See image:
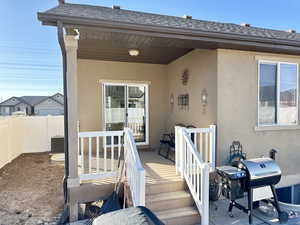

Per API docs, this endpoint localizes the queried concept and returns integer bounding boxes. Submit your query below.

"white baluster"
[209,125,216,170]
[205,132,208,163]
[104,136,107,172]
[80,137,84,172]
[111,136,114,170]
[118,135,121,160]
[96,136,99,173]
[88,137,92,173]
[200,132,203,160]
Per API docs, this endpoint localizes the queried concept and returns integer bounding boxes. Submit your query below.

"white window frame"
[258,60,299,127]
[102,81,150,146]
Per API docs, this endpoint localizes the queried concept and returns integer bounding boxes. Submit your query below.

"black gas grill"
[239,158,281,187]
[217,158,288,224]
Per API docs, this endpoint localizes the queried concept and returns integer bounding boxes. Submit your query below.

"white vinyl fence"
[0,116,64,169]
[175,125,216,225]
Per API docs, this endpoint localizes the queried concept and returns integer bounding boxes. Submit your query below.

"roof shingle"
[42,3,300,43]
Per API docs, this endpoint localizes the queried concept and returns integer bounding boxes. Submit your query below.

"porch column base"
[68,199,79,222]
[68,177,80,222]
[67,177,80,188]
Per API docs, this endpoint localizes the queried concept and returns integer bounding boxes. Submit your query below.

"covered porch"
[58,21,218,224]
[56,14,218,225]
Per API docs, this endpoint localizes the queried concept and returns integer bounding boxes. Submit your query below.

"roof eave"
[37,12,300,55]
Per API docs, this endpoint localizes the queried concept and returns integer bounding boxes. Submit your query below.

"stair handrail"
[175,126,210,225]
[124,128,145,207]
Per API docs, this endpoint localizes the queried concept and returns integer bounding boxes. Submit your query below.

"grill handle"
[269,149,277,160]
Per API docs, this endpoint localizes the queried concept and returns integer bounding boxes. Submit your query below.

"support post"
[139,169,146,206]
[64,30,80,222]
[201,163,210,225]
[180,127,185,178]
[175,126,179,175]
[209,125,216,170]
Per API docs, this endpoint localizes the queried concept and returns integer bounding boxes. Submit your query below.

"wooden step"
[146,191,193,211]
[146,180,185,195]
[154,206,200,225]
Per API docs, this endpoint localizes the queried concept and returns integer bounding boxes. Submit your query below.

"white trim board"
[98,79,151,85]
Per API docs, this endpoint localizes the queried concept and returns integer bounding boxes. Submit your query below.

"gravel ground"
[0,153,65,225]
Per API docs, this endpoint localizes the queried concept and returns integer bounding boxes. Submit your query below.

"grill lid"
[239,158,281,187]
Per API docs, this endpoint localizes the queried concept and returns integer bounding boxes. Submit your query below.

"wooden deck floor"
[80,150,181,185]
[140,151,181,184]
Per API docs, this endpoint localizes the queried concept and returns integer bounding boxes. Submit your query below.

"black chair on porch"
[158,124,196,162]
[158,123,185,162]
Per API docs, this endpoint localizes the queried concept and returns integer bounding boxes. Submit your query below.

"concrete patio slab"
[210,198,300,225]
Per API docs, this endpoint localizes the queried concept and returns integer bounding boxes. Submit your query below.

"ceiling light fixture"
[128,49,140,56]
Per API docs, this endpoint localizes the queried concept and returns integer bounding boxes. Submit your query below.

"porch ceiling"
[77,27,300,64]
[78,29,198,64]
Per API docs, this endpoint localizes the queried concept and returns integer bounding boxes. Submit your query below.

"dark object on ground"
[56,206,69,225]
[51,136,64,153]
[92,206,165,225]
[228,141,246,166]
[86,150,126,225]
[100,192,122,214]
[84,203,102,219]
[209,171,220,201]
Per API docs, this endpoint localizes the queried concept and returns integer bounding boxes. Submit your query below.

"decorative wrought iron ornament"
[181,69,189,86]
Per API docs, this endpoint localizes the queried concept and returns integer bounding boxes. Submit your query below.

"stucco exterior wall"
[217,49,300,175]
[77,59,168,148]
[166,49,218,131]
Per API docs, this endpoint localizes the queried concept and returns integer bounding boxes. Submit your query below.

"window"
[258,61,298,126]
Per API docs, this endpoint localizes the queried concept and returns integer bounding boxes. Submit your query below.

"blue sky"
[0,0,300,101]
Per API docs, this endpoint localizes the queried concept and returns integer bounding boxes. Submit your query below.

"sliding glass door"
[103,83,149,145]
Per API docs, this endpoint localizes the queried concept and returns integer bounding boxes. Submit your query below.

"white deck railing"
[185,125,216,170]
[78,130,124,181]
[78,128,145,207]
[175,125,216,225]
[124,128,145,207]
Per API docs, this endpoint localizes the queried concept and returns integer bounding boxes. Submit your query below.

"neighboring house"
[38,2,300,223]
[0,93,64,116]
[34,95,64,115]
[0,97,32,116]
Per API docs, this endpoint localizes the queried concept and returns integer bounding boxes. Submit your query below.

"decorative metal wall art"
[181,69,189,86]
[178,94,189,110]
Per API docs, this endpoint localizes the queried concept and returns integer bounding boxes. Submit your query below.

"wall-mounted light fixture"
[170,93,174,105]
[170,93,174,112]
[128,49,140,57]
[201,89,208,113]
